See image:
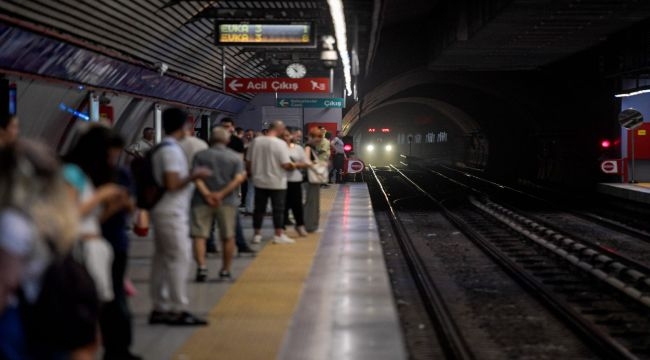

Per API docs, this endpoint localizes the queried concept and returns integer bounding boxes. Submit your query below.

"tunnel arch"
[345,69,548,178]
[347,96,481,135]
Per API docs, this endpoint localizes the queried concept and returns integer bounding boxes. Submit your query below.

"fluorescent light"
[59,102,90,121]
[615,86,650,98]
[327,0,352,96]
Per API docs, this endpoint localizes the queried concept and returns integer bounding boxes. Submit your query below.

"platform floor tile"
[278,184,407,360]
[174,186,339,360]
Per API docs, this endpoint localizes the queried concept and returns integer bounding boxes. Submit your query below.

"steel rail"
[436,164,650,241]
[368,166,475,360]
[387,165,640,360]
[427,165,650,301]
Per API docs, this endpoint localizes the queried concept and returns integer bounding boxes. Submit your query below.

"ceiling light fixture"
[615,86,650,98]
[327,0,352,96]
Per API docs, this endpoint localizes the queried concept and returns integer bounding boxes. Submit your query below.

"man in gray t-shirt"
[190,127,246,281]
[245,120,296,244]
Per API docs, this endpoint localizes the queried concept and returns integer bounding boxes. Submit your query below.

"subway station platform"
[597,182,650,204]
[127,184,406,360]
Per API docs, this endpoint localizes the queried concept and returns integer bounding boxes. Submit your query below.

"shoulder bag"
[307,146,329,184]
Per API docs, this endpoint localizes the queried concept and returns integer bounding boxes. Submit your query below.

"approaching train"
[354,127,398,166]
[347,124,481,168]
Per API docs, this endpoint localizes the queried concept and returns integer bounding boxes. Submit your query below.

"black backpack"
[20,244,99,355]
[131,142,170,210]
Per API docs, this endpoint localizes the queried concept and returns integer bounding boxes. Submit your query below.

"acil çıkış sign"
[225,78,330,93]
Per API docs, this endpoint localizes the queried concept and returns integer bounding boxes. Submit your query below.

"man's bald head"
[267,120,286,135]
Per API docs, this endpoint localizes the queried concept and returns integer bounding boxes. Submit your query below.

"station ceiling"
[0,0,374,97]
[426,0,650,71]
[2,0,650,108]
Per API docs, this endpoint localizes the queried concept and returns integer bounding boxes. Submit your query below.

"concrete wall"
[621,91,650,158]
[10,77,222,156]
[621,92,650,181]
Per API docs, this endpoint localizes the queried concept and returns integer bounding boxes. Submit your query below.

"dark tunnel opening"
[346,57,619,189]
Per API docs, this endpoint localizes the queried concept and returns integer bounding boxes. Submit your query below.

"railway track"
[369,166,474,360]
[435,164,650,241]
[370,165,650,359]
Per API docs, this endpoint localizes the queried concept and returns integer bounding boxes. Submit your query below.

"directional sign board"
[277,98,344,108]
[216,23,315,47]
[226,78,329,93]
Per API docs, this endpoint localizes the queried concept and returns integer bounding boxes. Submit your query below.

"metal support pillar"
[154,103,162,144]
[630,128,637,183]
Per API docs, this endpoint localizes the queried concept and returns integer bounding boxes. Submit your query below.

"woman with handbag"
[303,128,329,233]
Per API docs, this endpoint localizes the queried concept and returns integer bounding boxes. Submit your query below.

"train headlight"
[385,144,392,152]
[366,144,375,152]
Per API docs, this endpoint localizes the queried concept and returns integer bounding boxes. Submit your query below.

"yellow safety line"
[175,186,339,360]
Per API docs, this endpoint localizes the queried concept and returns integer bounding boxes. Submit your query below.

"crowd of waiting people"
[0,108,345,360]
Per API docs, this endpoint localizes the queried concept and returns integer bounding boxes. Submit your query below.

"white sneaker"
[296,226,308,237]
[272,234,295,244]
[252,234,262,244]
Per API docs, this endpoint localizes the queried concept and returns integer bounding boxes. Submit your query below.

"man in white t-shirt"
[179,127,208,164]
[148,108,210,326]
[245,120,296,244]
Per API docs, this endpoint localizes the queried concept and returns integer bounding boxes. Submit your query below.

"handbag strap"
[308,145,319,163]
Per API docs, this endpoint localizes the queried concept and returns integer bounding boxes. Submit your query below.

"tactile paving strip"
[175,186,339,360]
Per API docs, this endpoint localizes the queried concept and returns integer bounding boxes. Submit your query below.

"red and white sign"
[225,77,330,93]
[99,105,114,125]
[600,160,619,174]
[347,160,365,173]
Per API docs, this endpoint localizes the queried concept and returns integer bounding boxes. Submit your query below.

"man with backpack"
[147,108,210,326]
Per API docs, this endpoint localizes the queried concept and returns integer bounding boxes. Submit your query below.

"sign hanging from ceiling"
[277,98,344,108]
[215,22,315,47]
[226,78,330,93]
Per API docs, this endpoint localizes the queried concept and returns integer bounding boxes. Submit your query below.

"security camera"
[322,35,336,50]
[321,35,337,68]
[154,62,169,76]
[321,50,338,68]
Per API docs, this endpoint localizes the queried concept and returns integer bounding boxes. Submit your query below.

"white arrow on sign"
[228,79,243,92]
[278,99,289,107]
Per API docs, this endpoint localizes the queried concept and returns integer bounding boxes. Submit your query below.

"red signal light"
[381,128,390,133]
[343,144,352,152]
[368,128,376,133]
[601,140,611,148]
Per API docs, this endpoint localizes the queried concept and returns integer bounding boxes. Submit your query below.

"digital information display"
[216,23,314,46]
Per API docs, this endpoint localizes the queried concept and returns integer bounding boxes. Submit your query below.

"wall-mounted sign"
[226,78,329,93]
[277,98,344,108]
[99,105,114,125]
[216,22,314,47]
[600,160,620,174]
[347,160,365,173]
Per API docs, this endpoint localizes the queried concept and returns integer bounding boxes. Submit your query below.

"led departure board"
[216,23,315,47]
